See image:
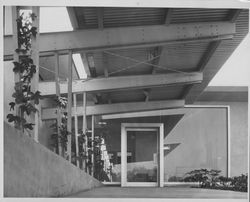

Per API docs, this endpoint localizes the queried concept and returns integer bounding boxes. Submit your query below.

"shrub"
[184,169,248,192]
[231,174,248,192]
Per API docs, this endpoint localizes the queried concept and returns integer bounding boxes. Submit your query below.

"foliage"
[184,169,210,187]
[184,169,248,192]
[231,174,248,192]
[50,96,107,178]
[70,128,105,178]
[7,11,42,131]
[93,135,105,180]
[50,96,69,154]
[16,12,37,54]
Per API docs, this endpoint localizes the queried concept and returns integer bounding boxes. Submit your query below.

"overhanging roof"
[66,7,249,105]
[4,7,249,115]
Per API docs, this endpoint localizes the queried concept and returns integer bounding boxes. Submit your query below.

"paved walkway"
[67,186,247,198]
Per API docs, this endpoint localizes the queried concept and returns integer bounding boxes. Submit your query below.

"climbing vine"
[50,96,69,155]
[7,11,42,131]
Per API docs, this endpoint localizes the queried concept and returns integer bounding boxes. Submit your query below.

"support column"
[73,93,79,167]
[11,6,19,83]
[11,7,21,123]
[82,92,87,171]
[55,52,62,155]
[30,6,40,142]
[91,115,95,176]
[67,50,73,162]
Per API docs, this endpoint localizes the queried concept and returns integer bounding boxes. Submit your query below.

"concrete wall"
[164,107,228,181]
[4,122,102,197]
[195,101,248,177]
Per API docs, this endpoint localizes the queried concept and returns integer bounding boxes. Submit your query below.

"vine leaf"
[30,13,37,21]
[24,123,35,130]
[12,91,26,104]
[20,103,37,115]
[9,102,16,111]
[31,91,43,105]
[13,62,24,73]
[29,64,37,78]
[7,114,16,123]
[14,81,23,92]
[30,27,37,37]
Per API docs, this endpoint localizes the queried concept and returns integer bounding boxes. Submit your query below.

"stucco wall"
[195,101,248,177]
[164,107,228,181]
[4,122,102,197]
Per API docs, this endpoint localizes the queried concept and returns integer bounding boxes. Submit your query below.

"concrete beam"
[41,99,185,119]
[39,72,203,96]
[101,107,186,120]
[181,40,221,99]
[4,21,235,60]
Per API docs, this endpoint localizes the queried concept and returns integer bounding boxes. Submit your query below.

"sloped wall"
[4,122,102,197]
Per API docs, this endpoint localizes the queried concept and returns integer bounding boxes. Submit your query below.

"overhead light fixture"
[72,53,87,79]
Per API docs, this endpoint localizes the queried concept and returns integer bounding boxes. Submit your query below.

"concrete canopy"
[67,7,248,106]
[4,7,249,115]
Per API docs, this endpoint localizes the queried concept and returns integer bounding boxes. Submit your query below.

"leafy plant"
[50,96,69,155]
[16,11,37,54]
[184,169,248,192]
[184,169,209,187]
[231,174,248,192]
[7,11,42,132]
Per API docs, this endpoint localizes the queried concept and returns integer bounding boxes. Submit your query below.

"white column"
[91,115,95,176]
[73,93,79,167]
[55,52,62,155]
[82,92,87,171]
[67,50,73,162]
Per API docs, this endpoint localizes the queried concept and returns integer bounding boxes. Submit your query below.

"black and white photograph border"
[0,0,250,201]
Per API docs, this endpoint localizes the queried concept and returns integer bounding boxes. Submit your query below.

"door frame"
[121,123,164,187]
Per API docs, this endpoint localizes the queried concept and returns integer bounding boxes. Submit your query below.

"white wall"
[195,101,248,177]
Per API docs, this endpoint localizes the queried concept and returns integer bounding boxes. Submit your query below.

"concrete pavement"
[67,186,248,198]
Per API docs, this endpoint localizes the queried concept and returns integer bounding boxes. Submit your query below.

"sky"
[30,7,250,86]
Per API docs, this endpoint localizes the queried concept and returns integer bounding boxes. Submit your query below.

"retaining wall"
[4,122,102,197]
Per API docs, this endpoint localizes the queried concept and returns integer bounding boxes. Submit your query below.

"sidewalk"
[67,186,248,198]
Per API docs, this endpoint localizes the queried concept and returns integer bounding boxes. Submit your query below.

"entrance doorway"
[121,123,164,187]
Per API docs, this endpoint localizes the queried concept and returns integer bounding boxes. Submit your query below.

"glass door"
[121,123,164,187]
